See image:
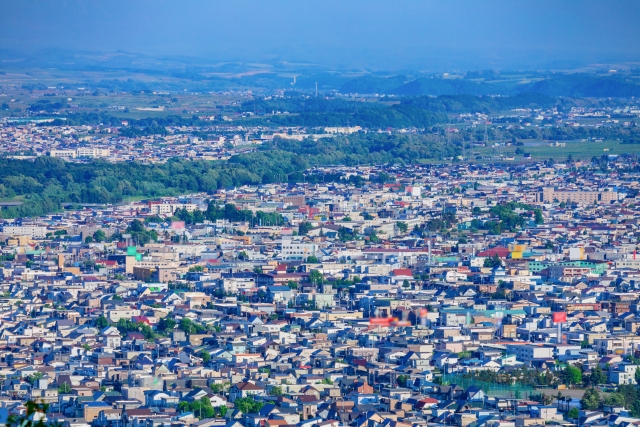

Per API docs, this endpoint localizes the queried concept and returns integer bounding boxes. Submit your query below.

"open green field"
[477,140,640,162]
[419,140,640,164]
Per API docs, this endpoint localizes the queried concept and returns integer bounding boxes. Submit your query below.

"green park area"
[479,140,640,162]
[418,140,640,164]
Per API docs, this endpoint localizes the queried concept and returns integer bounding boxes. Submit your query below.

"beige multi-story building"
[148,202,198,215]
[1,225,48,238]
[283,194,306,206]
[593,336,640,355]
[506,343,554,363]
[107,308,141,323]
[77,147,110,158]
[49,149,77,159]
[539,187,618,204]
[50,148,110,159]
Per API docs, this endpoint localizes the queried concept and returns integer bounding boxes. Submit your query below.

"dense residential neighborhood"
[4,1,640,427]
[1,92,639,164]
[0,157,640,427]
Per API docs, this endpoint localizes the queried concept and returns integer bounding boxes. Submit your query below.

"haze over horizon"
[2,0,640,71]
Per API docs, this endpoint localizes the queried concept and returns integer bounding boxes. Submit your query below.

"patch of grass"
[419,140,640,163]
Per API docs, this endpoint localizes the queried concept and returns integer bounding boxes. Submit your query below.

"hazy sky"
[1,0,640,70]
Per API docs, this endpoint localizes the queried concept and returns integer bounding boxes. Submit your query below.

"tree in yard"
[306,255,319,263]
[58,382,72,394]
[483,253,502,269]
[556,391,563,406]
[234,396,264,414]
[178,397,215,419]
[180,317,196,334]
[541,394,554,405]
[603,392,625,407]
[534,208,544,224]
[93,229,106,242]
[618,384,639,412]
[396,375,409,387]
[396,221,408,233]
[402,279,410,288]
[84,236,93,244]
[210,382,230,394]
[6,400,50,427]
[635,366,640,385]
[200,350,211,364]
[270,386,283,396]
[286,280,298,289]
[26,372,43,386]
[557,396,565,410]
[158,316,177,333]
[564,365,582,385]
[589,365,607,386]
[580,387,601,410]
[95,315,109,329]
[309,270,323,285]
[217,405,228,417]
[298,221,313,235]
[567,408,579,419]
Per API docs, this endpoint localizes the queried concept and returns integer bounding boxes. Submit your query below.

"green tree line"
[0,133,462,218]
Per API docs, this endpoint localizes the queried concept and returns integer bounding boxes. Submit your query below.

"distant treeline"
[238,93,559,128]
[340,73,640,98]
[0,133,459,218]
[247,105,446,128]
[400,93,556,113]
[40,113,207,128]
[242,92,556,116]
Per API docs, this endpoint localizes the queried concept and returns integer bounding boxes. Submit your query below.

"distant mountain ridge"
[340,73,640,98]
[1,48,639,98]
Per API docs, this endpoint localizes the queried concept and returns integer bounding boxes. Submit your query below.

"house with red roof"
[132,316,151,325]
[477,246,510,258]
[392,268,414,281]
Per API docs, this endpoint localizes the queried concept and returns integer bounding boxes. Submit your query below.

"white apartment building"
[149,203,199,215]
[506,344,554,363]
[593,336,640,355]
[280,238,317,261]
[107,309,141,323]
[77,147,110,158]
[2,225,48,238]
[49,149,77,159]
[610,365,640,385]
[50,148,110,159]
[616,259,640,269]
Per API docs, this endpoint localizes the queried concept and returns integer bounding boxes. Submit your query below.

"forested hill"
[400,93,556,113]
[240,97,447,128]
[338,73,640,98]
[525,74,640,98]
[237,93,557,128]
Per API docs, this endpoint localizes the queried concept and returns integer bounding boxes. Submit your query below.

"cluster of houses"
[0,160,640,427]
